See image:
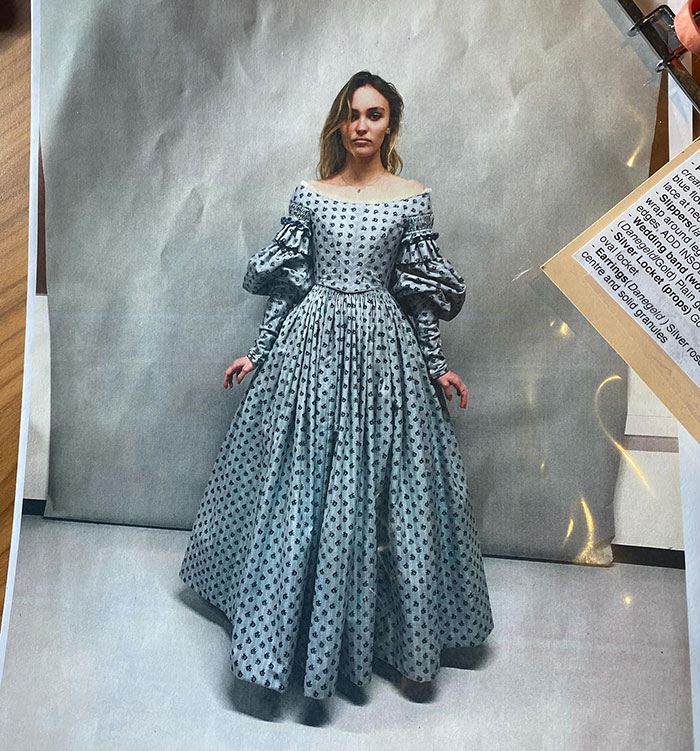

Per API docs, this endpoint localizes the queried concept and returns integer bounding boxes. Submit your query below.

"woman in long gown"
[179,70,494,701]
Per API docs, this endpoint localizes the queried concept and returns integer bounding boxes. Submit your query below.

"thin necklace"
[339,171,387,193]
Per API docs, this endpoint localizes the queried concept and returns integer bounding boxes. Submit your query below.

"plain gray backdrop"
[40,0,661,561]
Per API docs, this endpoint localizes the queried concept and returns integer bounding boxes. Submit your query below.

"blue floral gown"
[179,182,494,699]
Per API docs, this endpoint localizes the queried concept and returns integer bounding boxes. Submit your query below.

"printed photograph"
[0,1,693,748]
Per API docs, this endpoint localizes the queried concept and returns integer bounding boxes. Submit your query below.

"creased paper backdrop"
[40,0,660,561]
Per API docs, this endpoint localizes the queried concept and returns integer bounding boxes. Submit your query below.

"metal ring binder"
[618,0,700,111]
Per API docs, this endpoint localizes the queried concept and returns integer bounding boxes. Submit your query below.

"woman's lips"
[353,139,371,144]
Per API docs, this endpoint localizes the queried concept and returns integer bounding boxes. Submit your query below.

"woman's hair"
[317,70,404,179]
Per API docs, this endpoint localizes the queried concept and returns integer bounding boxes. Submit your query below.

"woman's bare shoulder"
[304,177,340,187]
[390,175,429,192]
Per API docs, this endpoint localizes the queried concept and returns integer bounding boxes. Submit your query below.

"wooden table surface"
[0,0,31,634]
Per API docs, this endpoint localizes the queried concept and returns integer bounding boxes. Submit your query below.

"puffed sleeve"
[242,195,314,367]
[389,206,466,380]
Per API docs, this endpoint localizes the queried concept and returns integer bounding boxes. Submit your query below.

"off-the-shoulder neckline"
[298,180,432,205]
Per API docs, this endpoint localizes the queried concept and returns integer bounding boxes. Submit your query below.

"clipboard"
[542,137,700,444]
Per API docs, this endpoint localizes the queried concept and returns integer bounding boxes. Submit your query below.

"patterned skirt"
[178,284,494,699]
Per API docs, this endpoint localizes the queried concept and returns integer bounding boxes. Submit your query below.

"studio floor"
[0,515,692,750]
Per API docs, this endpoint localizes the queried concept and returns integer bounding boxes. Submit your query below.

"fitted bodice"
[292,183,435,293]
[242,181,467,380]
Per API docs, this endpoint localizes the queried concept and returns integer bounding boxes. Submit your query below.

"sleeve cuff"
[429,363,449,380]
[246,349,262,367]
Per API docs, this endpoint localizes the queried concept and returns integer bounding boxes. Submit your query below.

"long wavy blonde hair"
[317,71,404,179]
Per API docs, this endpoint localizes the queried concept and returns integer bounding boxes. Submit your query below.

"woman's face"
[339,85,391,161]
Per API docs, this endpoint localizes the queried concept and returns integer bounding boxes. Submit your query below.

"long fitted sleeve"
[242,197,314,367]
[389,208,466,380]
[245,289,297,366]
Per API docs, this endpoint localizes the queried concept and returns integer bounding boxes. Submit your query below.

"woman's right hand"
[224,356,256,388]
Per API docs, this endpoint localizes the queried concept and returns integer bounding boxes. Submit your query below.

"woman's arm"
[246,284,298,366]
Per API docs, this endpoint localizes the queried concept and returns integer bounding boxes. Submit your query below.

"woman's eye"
[350,112,382,121]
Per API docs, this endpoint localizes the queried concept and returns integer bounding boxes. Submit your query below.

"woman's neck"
[338,156,386,186]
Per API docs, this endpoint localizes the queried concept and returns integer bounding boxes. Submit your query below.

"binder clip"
[619,0,700,111]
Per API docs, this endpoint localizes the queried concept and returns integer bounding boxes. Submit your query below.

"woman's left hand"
[436,370,468,408]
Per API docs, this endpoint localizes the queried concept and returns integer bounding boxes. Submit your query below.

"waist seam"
[314,282,385,294]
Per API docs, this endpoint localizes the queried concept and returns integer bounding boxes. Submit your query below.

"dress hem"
[179,566,494,700]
